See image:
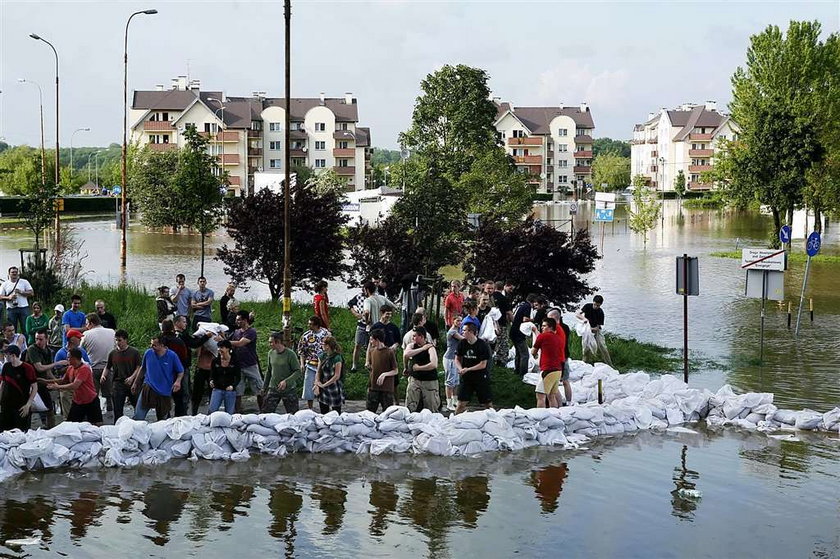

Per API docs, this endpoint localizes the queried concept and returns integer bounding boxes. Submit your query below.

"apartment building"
[129,76,373,196]
[630,102,739,191]
[494,101,595,193]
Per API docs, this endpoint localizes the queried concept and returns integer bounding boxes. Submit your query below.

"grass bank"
[62,284,680,409]
[710,251,840,264]
[682,197,725,210]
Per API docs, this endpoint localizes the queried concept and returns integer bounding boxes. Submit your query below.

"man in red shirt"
[48,347,103,425]
[0,344,38,431]
[444,280,464,328]
[531,317,566,408]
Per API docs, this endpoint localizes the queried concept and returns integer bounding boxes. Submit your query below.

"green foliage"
[592,138,630,158]
[175,127,225,236]
[307,167,346,195]
[631,174,649,188]
[371,148,402,167]
[682,194,726,209]
[399,64,499,180]
[627,185,661,246]
[21,258,65,309]
[592,152,630,191]
[710,250,840,264]
[129,146,181,228]
[456,148,535,222]
[674,170,687,198]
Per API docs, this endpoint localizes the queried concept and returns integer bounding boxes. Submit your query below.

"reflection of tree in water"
[268,481,303,559]
[398,477,458,557]
[0,496,56,544]
[68,491,108,541]
[311,483,347,536]
[142,483,190,545]
[528,463,568,514]
[211,483,256,527]
[739,438,811,477]
[455,476,490,527]
[369,481,398,536]
[670,445,700,521]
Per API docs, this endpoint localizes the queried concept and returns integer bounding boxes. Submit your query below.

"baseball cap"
[54,304,65,312]
[2,345,21,356]
[66,329,83,340]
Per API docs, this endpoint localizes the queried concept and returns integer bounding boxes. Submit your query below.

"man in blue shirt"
[61,295,87,341]
[132,335,184,422]
[171,274,193,320]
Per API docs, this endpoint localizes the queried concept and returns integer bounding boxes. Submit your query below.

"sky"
[0,0,837,150]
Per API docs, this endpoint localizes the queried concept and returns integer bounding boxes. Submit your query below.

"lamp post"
[29,33,61,242]
[659,156,665,226]
[95,150,104,190]
[87,151,97,182]
[17,78,47,189]
[122,9,158,269]
[70,127,90,181]
[282,0,292,343]
[207,97,225,177]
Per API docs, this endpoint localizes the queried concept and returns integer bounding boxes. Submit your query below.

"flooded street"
[1,201,838,557]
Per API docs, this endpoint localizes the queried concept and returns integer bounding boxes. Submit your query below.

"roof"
[495,102,594,134]
[671,106,726,141]
[133,89,199,111]
[263,97,359,122]
[356,127,371,147]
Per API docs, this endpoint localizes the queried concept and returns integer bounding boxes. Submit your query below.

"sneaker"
[447,397,457,411]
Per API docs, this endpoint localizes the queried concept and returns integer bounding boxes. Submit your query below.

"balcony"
[143,120,173,131]
[689,133,712,141]
[513,155,542,165]
[248,147,263,157]
[333,148,355,158]
[217,154,240,166]
[574,166,592,174]
[226,175,241,186]
[688,149,714,157]
[247,129,261,138]
[289,149,307,158]
[574,150,593,158]
[649,165,658,173]
[688,164,712,173]
[647,138,657,144]
[508,137,543,146]
[651,150,658,157]
[689,181,711,190]
[200,130,239,142]
[334,166,355,176]
[333,130,356,141]
[574,135,593,144]
[289,130,307,139]
[147,142,176,152]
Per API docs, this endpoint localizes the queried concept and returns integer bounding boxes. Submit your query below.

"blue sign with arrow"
[779,225,791,244]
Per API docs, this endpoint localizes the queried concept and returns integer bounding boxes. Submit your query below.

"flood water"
[1,201,839,557]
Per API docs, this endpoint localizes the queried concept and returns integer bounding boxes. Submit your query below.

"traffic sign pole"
[795,232,821,337]
[759,269,767,362]
[682,253,689,383]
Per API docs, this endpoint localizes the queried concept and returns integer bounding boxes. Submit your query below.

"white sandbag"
[773,409,797,425]
[209,412,232,428]
[794,409,822,430]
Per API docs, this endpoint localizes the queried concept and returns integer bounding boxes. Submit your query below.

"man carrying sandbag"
[576,295,613,366]
[129,335,184,422]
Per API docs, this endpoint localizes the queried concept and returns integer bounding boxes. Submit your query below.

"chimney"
[172,75,188,91]
[705,100,717,112]
[320,92,325,105]
[492,96,501,104]
[509,102,515,112]
[647,112,655,121]
[344,92,353,105]
[155,84,165,91]
[580,102,588,112]
[189,79,201,91]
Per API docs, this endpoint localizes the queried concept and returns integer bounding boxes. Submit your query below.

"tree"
[674,170,686,199]
[627,184,661,247]
[217,185,349,300]
[456,149,535,223]
[592,152,630,191]
[307,167,346,195]
[462,218,600,308]
[593,138,630,158]
[128,147,181,229]
[399,64,499,180]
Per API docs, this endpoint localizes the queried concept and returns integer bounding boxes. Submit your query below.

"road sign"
[741,248,785,271]
[595,200,616,210]
[745,269,784,300]
[806,232,821,257]
[112,185,122,195]
[569,202,578,215]
[779,225,791,244]
[594,208,614,222]
[594,192,616,203]
[676,256,699,296]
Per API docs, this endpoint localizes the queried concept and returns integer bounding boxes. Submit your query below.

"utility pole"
[282,0,293,343]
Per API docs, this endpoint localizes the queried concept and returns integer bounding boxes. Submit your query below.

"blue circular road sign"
[779,225,791,244]
[806,232,821,257]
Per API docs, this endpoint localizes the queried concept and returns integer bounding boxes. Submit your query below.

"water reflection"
[368,481,397,536]
[268,482,302,558]
[455,476,490,527]
[529,463,568,514]
[670,445,700,521]
[312,483,347,535]
[142,483,189,545]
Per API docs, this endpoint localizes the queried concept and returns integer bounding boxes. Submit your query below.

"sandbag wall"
[0,361,838,482]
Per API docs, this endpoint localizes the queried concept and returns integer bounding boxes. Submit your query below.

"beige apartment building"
[129,76,373,196]
[630,102,739,192]
[494,101,595,193]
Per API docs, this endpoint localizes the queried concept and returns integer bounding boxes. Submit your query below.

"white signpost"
[741,248,786,362]
[594,192,616,252]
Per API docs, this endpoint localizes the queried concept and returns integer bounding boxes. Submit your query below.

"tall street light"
[122,9,158,269]
[659,156,665,226]
[282,0,292,343]
[70,127,90,181]
[17,78,47,189]
[29,33,61,242]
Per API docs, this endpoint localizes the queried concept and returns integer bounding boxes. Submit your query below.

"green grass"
[60,284,681,408]
[682,197,725,209]
[711,251,840,264]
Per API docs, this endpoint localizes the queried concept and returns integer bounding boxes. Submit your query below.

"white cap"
[54,304,65,312]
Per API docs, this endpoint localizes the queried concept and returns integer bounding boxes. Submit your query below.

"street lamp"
[17,78,47,188]
[29,32,61,241]
[207,97,226,177]
[659,156,665,225]
[70,127,90,181]
[282,0,292,343]
[94,150,104,190]
[122,8,158,269]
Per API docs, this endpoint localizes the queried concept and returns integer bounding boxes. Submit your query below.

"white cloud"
[536,61,630,110]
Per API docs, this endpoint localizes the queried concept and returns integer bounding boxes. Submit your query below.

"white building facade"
[494,101,595,193]
[630,102,739,192]
[129,77,373,196]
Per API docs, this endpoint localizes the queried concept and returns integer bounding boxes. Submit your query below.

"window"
[691,174,700,182]
[269,122,282,132]
[338,159,349,167]
[558,160,567,168]
[557,128,568,137]
[575,128,588,136]
[315,122,326,132]
[512,130,526,138]
[269,141,281,150]
[496,131,505,143]
[338,141,348,149]
[150,112,169,122]
[291,122,303,131]
[269,159,282,169]
[558,175,568,183]
[315,141,326,150]
[315,159,326,168]
[558,144,568,152]
[339,122,349,131]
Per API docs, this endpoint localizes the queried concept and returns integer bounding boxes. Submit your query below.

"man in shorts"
[347,287,368,372]
[365,329,398,413]
[443,316,463,411]
[531,317,566,408]
[48,347,103,425]
[454,323,493,414]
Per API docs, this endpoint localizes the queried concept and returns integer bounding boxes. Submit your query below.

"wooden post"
[597,379,603,404]
[810,298,814,323]
[787,301,791,329]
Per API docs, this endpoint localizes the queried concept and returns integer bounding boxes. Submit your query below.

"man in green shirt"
[25,328,57,428]
[261,332,302,414]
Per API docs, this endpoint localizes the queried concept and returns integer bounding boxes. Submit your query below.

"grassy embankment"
[65,284,679,408]
[710,251,840,264]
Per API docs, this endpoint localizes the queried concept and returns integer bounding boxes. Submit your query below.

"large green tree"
[129,146,181,229]
[592,152,630,191]
[592,138,630,158]
[456,149,535,223]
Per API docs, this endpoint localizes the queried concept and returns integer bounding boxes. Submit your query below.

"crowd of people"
[0,265,614,432]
